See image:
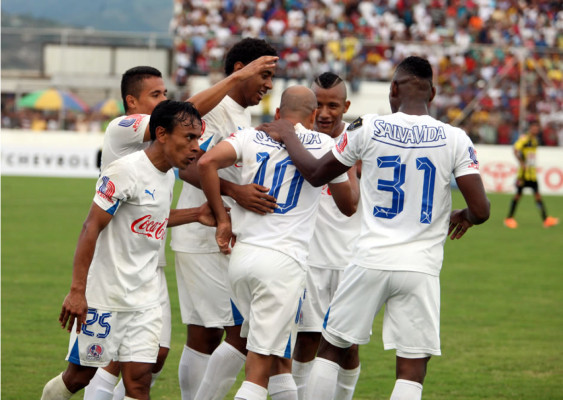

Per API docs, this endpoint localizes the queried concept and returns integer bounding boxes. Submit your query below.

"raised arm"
[60,203,112,334]
[448,174,490,239]
[187,55,278,116]
[197,141,239,254]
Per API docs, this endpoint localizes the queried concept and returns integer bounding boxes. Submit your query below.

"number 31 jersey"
[333,112,481,276]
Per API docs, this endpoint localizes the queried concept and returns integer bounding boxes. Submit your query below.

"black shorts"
[516,179,539,194]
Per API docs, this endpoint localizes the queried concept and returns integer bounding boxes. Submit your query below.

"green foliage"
[2,177,562,399]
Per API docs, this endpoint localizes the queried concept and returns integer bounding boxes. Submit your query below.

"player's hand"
[448,209,474,240]
[232,55,278,81]
[257,119,295,143]
[231,183,277,215]
[197,202,220,227]
[59,290,88,334]
[215,220,235,255]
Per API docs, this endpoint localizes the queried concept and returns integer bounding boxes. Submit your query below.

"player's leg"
[83,362,120,400]
[505,182,523,228]
[120,362,153,400]
[306,266,386,400]
[384,272,440,400]
[176,251,232,400]
[292,266,329,398]
[269,357,297,400]
[231,244,305,400]
[335,344,361,400]
[41,363,97,399]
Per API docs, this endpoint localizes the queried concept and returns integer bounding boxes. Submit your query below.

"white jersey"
[100,113,167,267]
[307,124,361,270]
[332,112,481,276]
[100,114,150,171]
[226,123,348,264]
[171,95,250,253]
[86,150,175,311]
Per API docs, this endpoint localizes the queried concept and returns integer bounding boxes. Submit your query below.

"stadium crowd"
[170,0,563,146]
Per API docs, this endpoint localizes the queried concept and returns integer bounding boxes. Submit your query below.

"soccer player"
[197,85,358,400]
[85,57,278,400]
[170,38,279,400]
[40,100,215,400]
[292,72,361,400]
[504,121,559,229]
[260,56,490,400]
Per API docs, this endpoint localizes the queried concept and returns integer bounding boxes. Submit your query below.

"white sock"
[194,341,246,400]
[292,360,313,400]
[112,379,125,400]
[390,379,423,400]
[179,345,211,400]
[234,381,268,400]
[334,365,360,400]
[303,358,339,400]
[150,370,162,388]
[268,373,298,400]
[41,372,73,400]
[84,368,119,400]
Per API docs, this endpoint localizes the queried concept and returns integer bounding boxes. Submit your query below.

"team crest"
[97,176,116,203]
[118,114,145,131]
[336,132,348,154]
[468,147,480,170]
[347,117,363,131]
[86,343,104,361]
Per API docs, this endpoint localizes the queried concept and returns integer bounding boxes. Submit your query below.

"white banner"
[1,132,562,194]
[1,130,104,178]
[475,145,563,195]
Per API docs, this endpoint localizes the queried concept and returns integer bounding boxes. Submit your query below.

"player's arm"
[187,55,278,116]
[197,141,239,254]
[60,203,112,334]
[328,179,358,217]
[179,152,277,215]
[168,203,217,228]
[259,119,350,186]
[448,174,490,240]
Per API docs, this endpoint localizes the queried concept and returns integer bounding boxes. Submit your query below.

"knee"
[396,357,430,384]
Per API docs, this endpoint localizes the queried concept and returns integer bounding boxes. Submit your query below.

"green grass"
[2,176,563,399]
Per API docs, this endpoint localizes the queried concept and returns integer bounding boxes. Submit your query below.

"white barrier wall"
[1,130,104,178]
[2,131,562,195]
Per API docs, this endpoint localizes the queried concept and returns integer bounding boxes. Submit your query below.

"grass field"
[2,176,563,399]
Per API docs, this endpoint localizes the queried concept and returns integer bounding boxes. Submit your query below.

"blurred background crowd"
[3,0,563,146]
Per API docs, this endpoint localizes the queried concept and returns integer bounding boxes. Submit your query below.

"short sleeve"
[93,160,135,215]
[453,129,481,178]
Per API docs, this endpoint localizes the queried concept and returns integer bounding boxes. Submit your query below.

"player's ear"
[274,107,281,120]
[309,109,317,127]
[428,85,436,104]
[233,61,245,72]
[125,94,137,112]
[155,126,167,143]
[343,100,351,114]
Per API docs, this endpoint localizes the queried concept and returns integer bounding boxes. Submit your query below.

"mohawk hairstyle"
[313,72,344,89]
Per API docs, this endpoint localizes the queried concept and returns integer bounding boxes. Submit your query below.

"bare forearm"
[187,74,239,117]
[168,208,202,227]
[199,164,230,223]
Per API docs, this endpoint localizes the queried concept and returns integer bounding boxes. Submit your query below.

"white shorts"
[175,251,242,328]
[157,266,171,349]
[229,243,307,358]
[66,305,161,367]
[298,267,343,332]
[322,265,441,358]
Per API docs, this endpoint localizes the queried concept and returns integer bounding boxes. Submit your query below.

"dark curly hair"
[224,38,278,76]
[313,72,343,89]
[396,56,433,82]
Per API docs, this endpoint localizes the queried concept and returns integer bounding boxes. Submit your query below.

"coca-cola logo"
[130,215,168,239]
